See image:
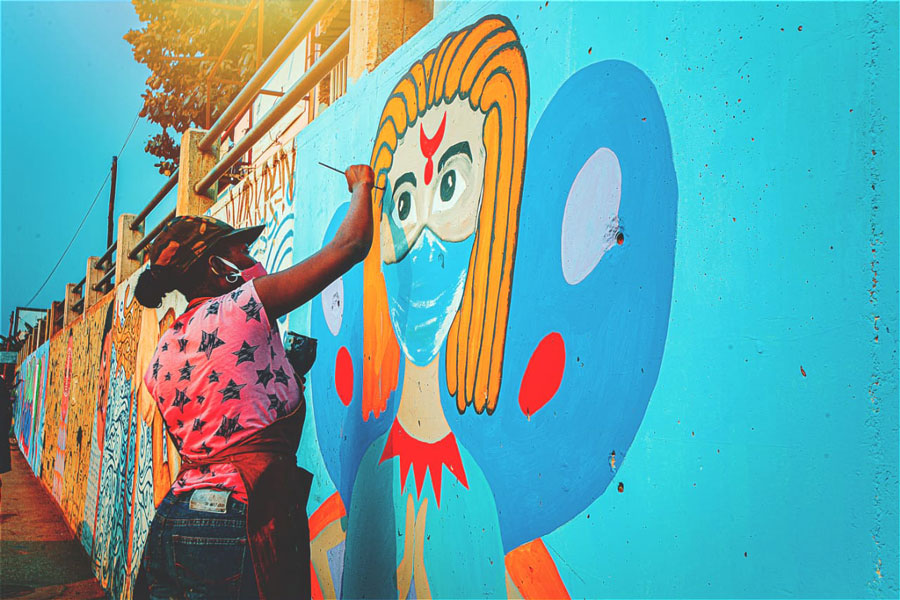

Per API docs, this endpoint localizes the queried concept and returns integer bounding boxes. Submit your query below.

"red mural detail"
[518,332,566,417]
[335,346,353,406]
[419,112,447,186]
[379,419,468,507]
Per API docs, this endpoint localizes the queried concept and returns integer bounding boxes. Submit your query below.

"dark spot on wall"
[588,47,592,54]
[800,365,807,377]
[617,482,624,493]
[616,232,624,245]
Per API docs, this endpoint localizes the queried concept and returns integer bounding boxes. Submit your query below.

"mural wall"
[290,2,898,598]
[12,1,898,599]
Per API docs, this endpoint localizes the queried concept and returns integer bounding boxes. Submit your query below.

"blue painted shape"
[325,540,345,600]
[446,60,677,552]
[308,202,396,509]
[382,228,475,367]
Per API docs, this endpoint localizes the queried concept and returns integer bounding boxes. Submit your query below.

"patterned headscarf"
[148,216,264,271]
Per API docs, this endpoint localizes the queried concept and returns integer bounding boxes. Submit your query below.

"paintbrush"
[318,162,385,190]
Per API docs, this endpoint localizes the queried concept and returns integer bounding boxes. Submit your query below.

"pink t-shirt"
[144,280,300,503]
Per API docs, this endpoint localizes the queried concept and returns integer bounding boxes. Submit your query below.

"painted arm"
[254,164,375,320]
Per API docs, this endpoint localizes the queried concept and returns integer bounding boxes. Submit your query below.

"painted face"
[381,100,487,365]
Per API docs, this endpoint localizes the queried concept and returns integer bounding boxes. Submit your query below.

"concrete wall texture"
[13,2,899,598]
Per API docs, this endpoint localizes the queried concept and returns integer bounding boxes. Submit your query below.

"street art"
[14,341,48,474]
[307,14,677,597]
[39,327,67,490]
[61,299,110,528]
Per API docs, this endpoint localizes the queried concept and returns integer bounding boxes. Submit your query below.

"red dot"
[335,346,353,406]
[518,332,566,418]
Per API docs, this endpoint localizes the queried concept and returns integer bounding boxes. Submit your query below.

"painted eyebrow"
[394,172,416,190]
[437,141,471,173]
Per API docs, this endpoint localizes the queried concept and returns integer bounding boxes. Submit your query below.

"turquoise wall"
[290,1,898,597]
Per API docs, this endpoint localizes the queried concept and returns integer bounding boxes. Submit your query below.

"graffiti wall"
[11,1,898,598]
[290,2,898,598]
[13,340,48,474]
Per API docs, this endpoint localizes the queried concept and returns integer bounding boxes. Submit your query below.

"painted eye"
[440,170,457,202]
[433,167,467,213]
[397,191,412,221]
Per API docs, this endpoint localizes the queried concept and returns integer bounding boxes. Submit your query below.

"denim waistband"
[160,488,247,516]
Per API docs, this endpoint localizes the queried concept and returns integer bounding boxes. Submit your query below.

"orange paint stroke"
[309,492,347,540]
[505,538,570,599]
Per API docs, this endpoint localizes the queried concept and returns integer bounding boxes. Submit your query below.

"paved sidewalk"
[0,440,105,599]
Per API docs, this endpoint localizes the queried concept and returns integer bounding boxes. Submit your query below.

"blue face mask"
[382,227,475,367]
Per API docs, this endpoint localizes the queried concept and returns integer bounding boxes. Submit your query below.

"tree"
[125,0,309,175]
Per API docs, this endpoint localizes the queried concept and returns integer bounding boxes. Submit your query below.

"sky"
[1,0,176,333]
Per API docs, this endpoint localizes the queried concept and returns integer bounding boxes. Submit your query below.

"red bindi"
[419,112,446,185]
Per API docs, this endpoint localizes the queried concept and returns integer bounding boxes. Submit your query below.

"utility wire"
[22,109,143,307]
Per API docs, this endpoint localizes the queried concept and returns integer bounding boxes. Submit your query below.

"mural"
[12,2,898,598]
[305,14,677,598]
[13,341,48,474]
[61,299,110,528]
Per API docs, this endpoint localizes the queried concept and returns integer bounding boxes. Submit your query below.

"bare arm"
[254,164,375,320]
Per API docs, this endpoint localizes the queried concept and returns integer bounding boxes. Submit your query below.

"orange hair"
[363,15,529,419]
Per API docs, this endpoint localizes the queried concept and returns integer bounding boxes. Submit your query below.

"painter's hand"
[345,164,374,193]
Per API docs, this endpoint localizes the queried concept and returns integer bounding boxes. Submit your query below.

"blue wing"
[444,60,679,552]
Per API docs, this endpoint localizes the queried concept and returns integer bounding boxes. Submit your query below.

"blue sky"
[1,0,175,331]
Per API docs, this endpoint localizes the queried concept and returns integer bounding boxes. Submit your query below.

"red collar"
[379,419,468,507]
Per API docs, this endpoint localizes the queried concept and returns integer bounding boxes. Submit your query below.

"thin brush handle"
[318,162,385,190]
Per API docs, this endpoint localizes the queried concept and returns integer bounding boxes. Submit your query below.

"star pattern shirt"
[144,280,300,503]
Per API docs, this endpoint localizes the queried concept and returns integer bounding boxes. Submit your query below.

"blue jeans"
[141,489,259,600]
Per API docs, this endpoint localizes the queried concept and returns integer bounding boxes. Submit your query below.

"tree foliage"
[125,0,308,174]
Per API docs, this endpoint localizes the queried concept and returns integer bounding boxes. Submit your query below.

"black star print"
[161,342,169,352]
[177,338,189,352]
[256,366,274,387]
[214,414,245,442]
[230,288,244,301]
[205,300,221,316]
[192,418,206,432]
[164,372,172,381]
[171,388,192,411]
[178,360,195,382]
[151,359,161,380]
[219,379,247,402]
[176,419,185,429]
[273,366,290,385]
[196,395,206,405]
[158,395,167,405]
[199,442,213,455]
[208,370,220,383]
[240,297,262,322]
[198,328,226,359]
[197,464,212,475]
[176,475,187,487]
[267,393,288,418]
[173,321,184,332]
[232,341,258,365]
